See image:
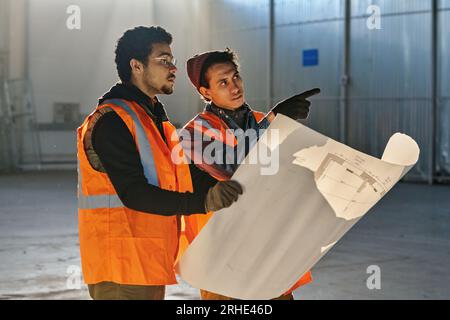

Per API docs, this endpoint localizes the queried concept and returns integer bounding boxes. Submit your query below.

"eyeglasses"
[152,57,177,68]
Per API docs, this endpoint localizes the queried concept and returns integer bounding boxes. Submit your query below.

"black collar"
[206,102,251,130]
[124,84,169,123]
[207,102,249,114]
[99,82,169,123]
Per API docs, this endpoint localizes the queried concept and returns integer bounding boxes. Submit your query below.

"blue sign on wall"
[303,49,319,67]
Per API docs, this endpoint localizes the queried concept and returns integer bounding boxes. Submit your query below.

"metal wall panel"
[351,0,431,16]
[273,21,343,139]
[437,9,450,178]
[439,0,450,9]
[0,0,9,171]
[348,11,433,180]
[348,99,432,180]
[274,0,344,25]
[272,0,344,139]
[206,0,446,182]
[27,0,154,164]
[154,0,213,126]
[210,0,269,32]
[350,14,432,97]
[209,0,270,112]
[0,0,10,171]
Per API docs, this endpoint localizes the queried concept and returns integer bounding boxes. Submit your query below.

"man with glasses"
[77,26,243,300]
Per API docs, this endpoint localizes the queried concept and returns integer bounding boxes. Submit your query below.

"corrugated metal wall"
[1,0,448,181]
[273,0,345,140]
[208,0,449,183]
[153,0,214,126]
[26,0,155,165]
[0,0,10,171]
[438,0,450,179]
[348,0,432,181]
[208,0,271,112]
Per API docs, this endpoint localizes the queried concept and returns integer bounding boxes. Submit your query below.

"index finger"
[297,88,321,99]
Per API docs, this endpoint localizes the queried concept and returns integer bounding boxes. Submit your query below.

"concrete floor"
[0,170,449,300]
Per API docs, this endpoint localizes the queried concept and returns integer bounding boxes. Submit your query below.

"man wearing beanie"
[181,48,320,300]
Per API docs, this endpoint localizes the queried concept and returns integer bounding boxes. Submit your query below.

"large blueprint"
[176,115,420,299]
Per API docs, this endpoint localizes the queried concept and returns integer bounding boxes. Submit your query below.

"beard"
[161,84,174,95]
[143,69,175,95]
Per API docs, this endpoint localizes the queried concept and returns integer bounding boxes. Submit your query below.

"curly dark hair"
[199,48,240,89]
[115,26,172,83]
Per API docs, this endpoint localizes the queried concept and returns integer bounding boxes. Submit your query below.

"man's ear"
[199,86,212,101]
[130,59,144,76]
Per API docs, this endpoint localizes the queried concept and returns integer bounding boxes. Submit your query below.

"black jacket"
[91,83,216,216]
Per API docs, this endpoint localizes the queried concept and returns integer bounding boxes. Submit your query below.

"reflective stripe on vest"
[102,99,159,187]
[78,193,124,209]
[78,99,160,209]
[195,112,266,146]
[196,114,237,146]
[196,115,215,131]
[77,160,124,209]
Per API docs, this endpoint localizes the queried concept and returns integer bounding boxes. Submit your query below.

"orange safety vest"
[182,108,312,295]
[77,98,193,286]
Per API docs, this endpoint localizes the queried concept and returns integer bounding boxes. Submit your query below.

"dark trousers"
[88,281,165,300]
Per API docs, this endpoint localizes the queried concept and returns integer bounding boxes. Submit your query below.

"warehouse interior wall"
[208,0,272,114]
[348,1,433,182]
[0,0,9,171]
[438,0,450,179]
[22,0,212,166]
[0,0,28,171]
[273,0,345,141]
[152,0,213,127]
[27,0,154,165]
[0,0,448,183]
